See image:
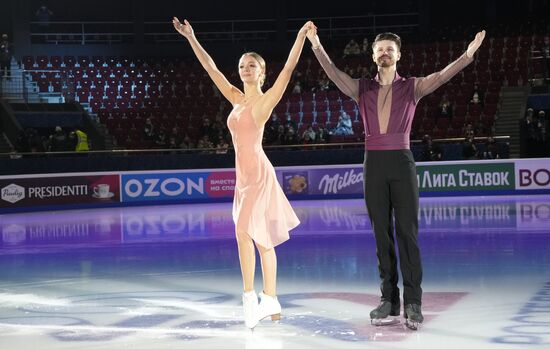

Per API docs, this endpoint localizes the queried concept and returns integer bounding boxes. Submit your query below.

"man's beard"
[377,56,394,67]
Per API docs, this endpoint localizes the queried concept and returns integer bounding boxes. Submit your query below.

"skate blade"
[371,317,400,326]
[405,319,422,330]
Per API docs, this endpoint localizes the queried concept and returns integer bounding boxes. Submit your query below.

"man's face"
[372,40,400,67]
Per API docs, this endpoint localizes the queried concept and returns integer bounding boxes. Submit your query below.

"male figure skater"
[307,27,486,329]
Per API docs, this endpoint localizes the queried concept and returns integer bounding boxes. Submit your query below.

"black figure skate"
[404,304,424,330]
[369,300,400,326]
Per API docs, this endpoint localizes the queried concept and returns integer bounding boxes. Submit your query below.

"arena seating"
[20,33,538,149]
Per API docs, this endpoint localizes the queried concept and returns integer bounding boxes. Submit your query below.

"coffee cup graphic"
[93,184,112,199]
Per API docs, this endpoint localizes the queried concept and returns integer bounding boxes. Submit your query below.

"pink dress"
[227,101,300,249]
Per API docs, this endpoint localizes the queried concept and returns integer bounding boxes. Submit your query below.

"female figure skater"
[173,17,312,329]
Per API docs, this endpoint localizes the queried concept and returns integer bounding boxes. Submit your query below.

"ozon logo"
[519,169,550,187]
[124,177,205,198]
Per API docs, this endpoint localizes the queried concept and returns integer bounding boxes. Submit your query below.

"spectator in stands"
[420,134,442,161]
[437,94,453,119]
[361,38,370,56]
[343,39,361,58]
[291,80,302,94]
[482,136,501,159]
[302,66,314,91]
[215,134,229,154]
[520,108,537,157]
[48,126,68,152]
[271,124,286,145]
[212,113,228,138]
[129,122,138,135]
[535,110,547,157]
[474,120,486,136]
[173,17,309,329]
[293,69,304,85]
[542,36,550,84]
[15,130,30,153]
[155,128,168,148]
[71,128,89,152]
[314,71,331,92]
[316,124,329,143]
[143,117,155,140]
[463,123,475,138]
[26,128,45,153]
[344,64,356,77]
[462,134,478,160]
[359,66,371,78]
[200,117,215,140]
[196,134,214,153]
[0,34,13,80]
[307,25,486,328]
[168,126,181,149]
[179,133,194,149]
[35,5,54,28]
[301,124,316,144]
[265,113,280,144]
[283,125,299,146]
[470,83,485,107]
[331,110,353,135]
[284,114,298,132]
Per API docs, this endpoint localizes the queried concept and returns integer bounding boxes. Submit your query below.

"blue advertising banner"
[121,172,210,202]
[120,170,237,203]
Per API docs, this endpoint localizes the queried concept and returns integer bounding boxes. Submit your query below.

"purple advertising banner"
[0,175,120,208]
[281,167,364,197]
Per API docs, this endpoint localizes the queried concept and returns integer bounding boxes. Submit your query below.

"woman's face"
[239,55,264,85]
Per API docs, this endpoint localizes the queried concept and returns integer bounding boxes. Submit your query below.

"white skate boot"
[242,290,259,329]
[257,291,281,321]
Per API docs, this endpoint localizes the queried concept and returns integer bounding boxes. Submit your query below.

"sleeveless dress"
[227,101,300,249]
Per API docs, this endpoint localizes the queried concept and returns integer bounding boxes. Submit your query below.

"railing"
[0,74,29,102]
[145,19,278,43]
[0,70,69,103]
[28,13,419,45]
[287,13,419,39]
[528,49,549,86]
[0,136,510,158]
[30,21,135,45]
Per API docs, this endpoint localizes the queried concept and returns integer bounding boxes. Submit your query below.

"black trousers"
[363,149,422,305]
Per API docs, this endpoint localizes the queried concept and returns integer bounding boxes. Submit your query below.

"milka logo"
[318,169,363,194]
[1,184,26,203]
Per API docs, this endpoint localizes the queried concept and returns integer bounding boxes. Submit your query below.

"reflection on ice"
[1,196,549,248]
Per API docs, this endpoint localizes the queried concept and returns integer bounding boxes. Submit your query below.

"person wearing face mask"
[173,17,313,329]
[307,27,486,330]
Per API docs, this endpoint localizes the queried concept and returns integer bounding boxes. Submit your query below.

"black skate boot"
[369,300,400,326]
[404,304,424,330]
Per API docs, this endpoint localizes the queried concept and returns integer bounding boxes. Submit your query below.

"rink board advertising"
[0,159,549,212]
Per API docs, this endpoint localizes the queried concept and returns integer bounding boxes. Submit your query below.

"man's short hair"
[372,32,402,51]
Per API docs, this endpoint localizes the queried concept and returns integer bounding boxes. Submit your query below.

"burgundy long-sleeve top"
[312,46,473,150]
